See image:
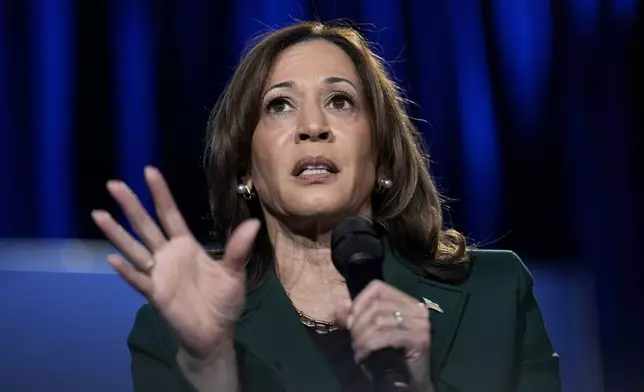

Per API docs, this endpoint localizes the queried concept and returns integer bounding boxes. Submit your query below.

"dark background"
[1,0,642,391]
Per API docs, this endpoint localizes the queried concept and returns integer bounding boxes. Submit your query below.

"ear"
[376,166,392,181]
[239,175,253,190]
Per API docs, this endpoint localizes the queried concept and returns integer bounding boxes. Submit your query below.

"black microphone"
[331,216,418,392]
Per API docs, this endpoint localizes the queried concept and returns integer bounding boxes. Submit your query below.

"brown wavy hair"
[204,21,470,289]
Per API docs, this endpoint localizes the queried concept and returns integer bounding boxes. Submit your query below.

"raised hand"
[92,166,260,360]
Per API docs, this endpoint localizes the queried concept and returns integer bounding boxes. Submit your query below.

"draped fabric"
[1,1,642,390]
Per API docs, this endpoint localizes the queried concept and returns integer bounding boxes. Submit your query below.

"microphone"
[331,216,418,392]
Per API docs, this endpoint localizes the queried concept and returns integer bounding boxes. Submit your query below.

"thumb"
[222,219,261,271]
[333,299,353,330]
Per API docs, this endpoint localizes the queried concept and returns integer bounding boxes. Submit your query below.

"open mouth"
[292,156,339,177]
[299,166,333,176]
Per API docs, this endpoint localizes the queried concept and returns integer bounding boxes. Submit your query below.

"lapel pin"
[422,297,444,313]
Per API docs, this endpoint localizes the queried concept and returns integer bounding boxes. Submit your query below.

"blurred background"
[0,0,642,391]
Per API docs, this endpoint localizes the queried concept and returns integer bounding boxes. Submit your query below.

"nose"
[297,127,332,142]
[295,102,334,143]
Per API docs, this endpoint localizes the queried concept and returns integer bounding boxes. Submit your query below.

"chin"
[272,187,370,226]
[291,201,343,218]
[284,193,348,218]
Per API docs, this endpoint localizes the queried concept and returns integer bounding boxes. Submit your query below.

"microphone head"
[331,216,384,290]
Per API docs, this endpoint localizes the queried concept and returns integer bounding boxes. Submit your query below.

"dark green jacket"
[127,246,561,392]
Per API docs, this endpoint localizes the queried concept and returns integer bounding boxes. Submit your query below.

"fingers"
[347,281,430,363]
[107,254,153,297]
[351,298,399,336]
[352,280,403,313]
[222,219,261,271]
[353,329,408,363]
[106,180,167,251]
[333,300,352,329]
[352,307,428,363]
[92,210,154,272]
[350,282,427,334]
[145,166,191,238]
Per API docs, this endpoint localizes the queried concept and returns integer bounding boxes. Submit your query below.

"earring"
[375,177,393,194]
[236,184,254,200]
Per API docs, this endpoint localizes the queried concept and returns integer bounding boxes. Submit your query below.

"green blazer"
[127,245,562,392]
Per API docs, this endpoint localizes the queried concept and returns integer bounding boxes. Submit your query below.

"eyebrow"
[263,77,358,96]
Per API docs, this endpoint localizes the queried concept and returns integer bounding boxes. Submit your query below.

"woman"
[92,21,561,392]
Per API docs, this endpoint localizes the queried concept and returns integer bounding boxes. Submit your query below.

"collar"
[235,243,469,391]
[236,270,342,392]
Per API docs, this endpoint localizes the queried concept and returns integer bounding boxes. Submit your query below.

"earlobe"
[374,176,393,194]
[236,178,255,200]
[238,174,253,190]
[374,168,393,194]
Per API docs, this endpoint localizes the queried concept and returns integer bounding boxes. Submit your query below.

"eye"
[266,97,294,115]
[326,93,354,111]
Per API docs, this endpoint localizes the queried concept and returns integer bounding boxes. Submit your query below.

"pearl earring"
[236,184,254,200]
[375,177,393,194]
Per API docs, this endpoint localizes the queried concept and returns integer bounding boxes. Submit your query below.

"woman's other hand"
[92,166,260,361]
[335,280,433,391]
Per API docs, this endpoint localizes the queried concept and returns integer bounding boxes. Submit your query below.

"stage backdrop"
[1,1,642,391]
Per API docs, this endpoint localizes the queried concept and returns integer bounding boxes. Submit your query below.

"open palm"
[92,167,260,359]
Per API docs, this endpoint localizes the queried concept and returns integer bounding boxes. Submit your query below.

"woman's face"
[250,39,377,227]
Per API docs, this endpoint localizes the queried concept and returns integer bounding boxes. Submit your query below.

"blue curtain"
[1,0,641,390]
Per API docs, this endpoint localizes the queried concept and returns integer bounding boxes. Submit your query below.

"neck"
[264,215,345,294]
[260,203,373,321]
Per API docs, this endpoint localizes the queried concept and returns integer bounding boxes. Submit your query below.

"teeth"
[301,168,330,176]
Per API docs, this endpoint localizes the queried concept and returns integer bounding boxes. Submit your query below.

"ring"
[394,311,404,329]
[144,258,155,271]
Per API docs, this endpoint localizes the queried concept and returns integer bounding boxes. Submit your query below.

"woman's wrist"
[177,338,233,368]
[424,383,436,392]
[176,339,238,392]
[414,372,434,392]
[417,381,436,392]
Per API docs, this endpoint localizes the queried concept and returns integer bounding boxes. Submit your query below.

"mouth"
[292,156,340,177]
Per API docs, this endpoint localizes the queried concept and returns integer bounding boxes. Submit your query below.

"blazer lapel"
[235,272,342,392]
[382,242,470,378]
[234,242,468,390]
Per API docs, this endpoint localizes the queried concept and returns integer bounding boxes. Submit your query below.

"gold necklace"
[286,293,339,334]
